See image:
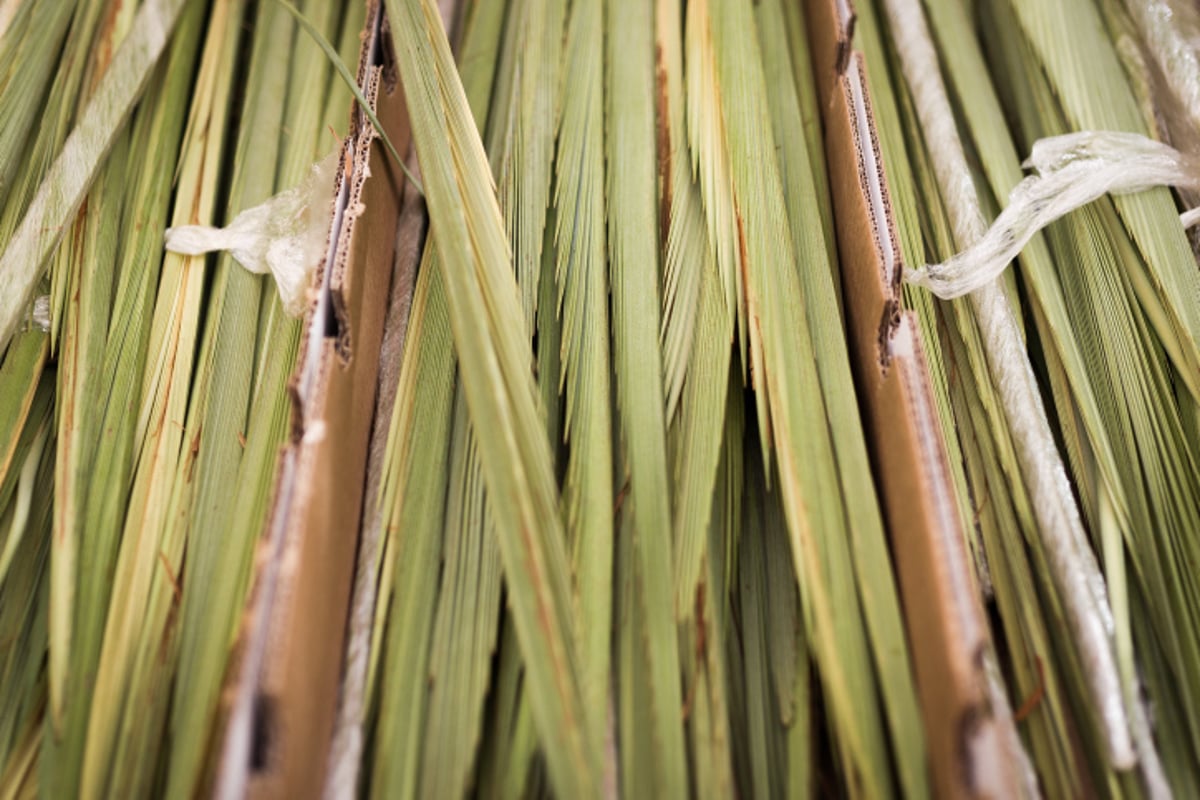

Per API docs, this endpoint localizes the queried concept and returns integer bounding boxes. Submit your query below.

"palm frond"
[554,0,613,755]
[382,0,599,794]
[710,0,901,792]
[605,0,688,792]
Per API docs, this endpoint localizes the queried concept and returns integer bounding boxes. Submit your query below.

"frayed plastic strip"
[164,151,339,316]
[28,296,50,333]
[907,131,1200,299]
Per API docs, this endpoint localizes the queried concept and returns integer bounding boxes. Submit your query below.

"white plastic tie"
[907,131,1200,298]
[164,151,339,316]
[29,295,50,332]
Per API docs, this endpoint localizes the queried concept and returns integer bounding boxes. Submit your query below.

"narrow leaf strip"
[555,0,613,755]
[272,0,421,191]
[605,0,688,792]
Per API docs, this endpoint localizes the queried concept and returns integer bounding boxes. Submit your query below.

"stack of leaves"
[360,0,926,797]
[858,0,1200,793]
[0,0,363,795]
[17,0,1200,796]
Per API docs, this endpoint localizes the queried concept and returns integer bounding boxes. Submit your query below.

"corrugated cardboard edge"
[323,0,457,793]
[805,0,1021,796]
[211,3,412,798]
[320,150,425,799]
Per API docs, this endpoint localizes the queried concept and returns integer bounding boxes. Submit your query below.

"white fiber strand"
[881,0,1137,771]
[909,131,1200,298]
[1125,0,1200,136]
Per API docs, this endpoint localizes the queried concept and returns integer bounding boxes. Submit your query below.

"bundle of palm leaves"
[0,0,362,795]
[5,0,1200,796]
[857,0,1200,794]
[354,0,923,796]
[354,0,1200,795]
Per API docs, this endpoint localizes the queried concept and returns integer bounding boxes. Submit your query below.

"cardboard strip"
[322,149,426,799]
[213,3,414,797]
[809,0,856,109]
[805,0,1023,795]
